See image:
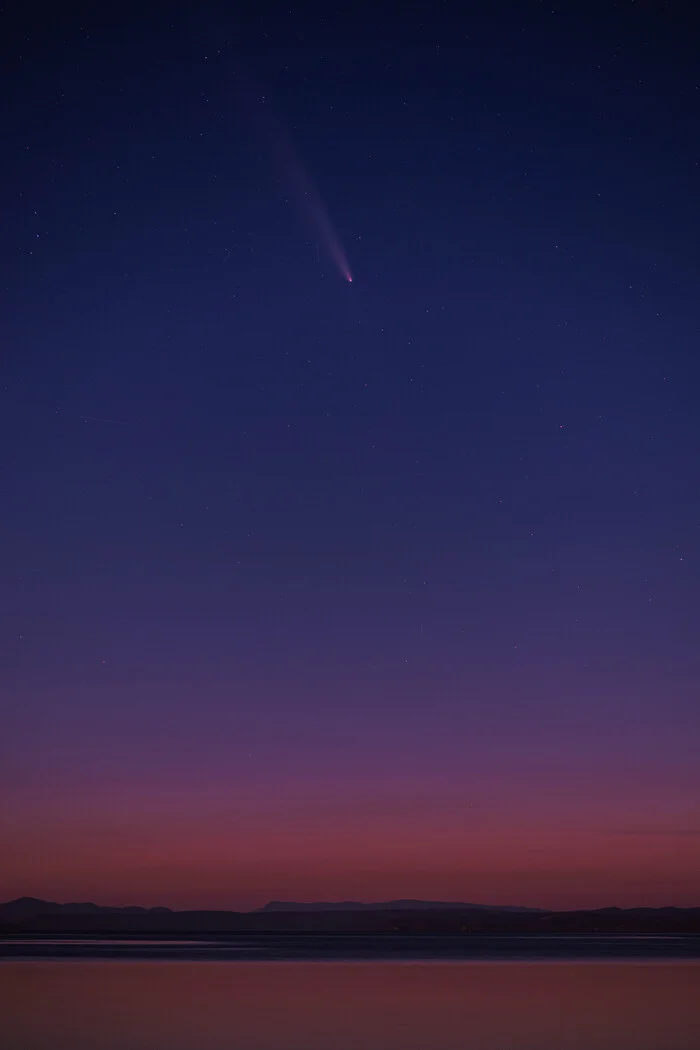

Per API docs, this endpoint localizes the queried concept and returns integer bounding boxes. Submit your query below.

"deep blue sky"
[1,0,699,909]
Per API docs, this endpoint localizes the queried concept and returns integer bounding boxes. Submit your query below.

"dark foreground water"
[3,933,700,960]
[2,957,700,1050]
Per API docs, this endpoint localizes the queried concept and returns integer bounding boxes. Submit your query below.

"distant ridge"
[1,897,699,936]
[257,899,540,913]
[0,897,172,919]
[0,897,537,919]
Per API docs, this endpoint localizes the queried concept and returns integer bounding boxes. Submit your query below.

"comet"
[241,79,352,283]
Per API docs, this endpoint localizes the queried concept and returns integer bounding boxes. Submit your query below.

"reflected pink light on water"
[2,961,700,1050]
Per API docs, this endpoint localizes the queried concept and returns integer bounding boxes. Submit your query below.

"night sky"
[2,1,698,910]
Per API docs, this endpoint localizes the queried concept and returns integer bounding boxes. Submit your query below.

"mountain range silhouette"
[1,896,699,936]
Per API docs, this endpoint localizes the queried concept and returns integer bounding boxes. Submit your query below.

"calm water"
[3,933,700,960]
[2,960,700,1050]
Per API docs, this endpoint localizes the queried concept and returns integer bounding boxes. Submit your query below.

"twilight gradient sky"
[1,0,699,910]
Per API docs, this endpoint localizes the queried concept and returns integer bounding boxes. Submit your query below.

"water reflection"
[2,961,699,1050]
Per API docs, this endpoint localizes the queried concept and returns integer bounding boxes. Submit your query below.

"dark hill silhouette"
[0,897,533,922]
[257,899,539,913]
[1,897,699,936]
[0,897,172,919]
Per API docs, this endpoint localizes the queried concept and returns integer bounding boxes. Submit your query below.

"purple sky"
[1,0,698,909]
